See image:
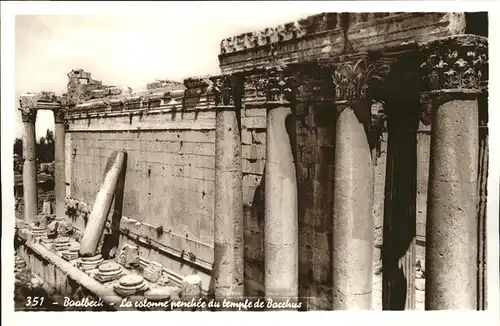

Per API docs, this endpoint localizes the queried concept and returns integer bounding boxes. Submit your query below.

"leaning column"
[321,53,390,310]
[53,108,66,218]
[262,68,298,301]
[419,35,488,310]
[210,74,244,300]
[19,94,39,222]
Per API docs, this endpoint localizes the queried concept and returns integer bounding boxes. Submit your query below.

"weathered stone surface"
[213,103,244,299]
[79,151,126,257]
[332,107,373,310]
[181,274,202,300]
[415,279,425,291]
[116,244,140,269]
[265,104,298,299]
[143,261,162,283]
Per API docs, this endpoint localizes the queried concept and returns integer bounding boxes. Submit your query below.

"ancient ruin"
[14,12,489,311]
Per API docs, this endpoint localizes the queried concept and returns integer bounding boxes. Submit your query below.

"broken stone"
[143,261,162,283]
[33,215,48,228]
[116,244,140,269]
[42,200,52,215]
[47,220,59,237]
[57,218,73,237]
[94,262,123,283]
[114,274,148,297]
[53,237,71,251]
[144,286,178,301]
[181,274,202,301]
[79,254,104,271]
[157,274,171,286]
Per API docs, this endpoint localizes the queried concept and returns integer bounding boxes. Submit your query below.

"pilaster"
[210,73,245,301]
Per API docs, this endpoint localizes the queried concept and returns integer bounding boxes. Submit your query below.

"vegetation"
[13,128,55,175]
[13,128,55,164]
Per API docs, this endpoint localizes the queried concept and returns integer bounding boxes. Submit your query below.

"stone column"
[53,109,66,218]
[19,94,38,222]
[382,100,419,310]
[210,75,244,300]
[380,52,420,311]
[419,35,488,310]
[261,68,299,301]
[477,90,488,310]
[321,53,390,310]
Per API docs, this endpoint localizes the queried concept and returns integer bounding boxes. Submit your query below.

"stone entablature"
[218,13,468,74]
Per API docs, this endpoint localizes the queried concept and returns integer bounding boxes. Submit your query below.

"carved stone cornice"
[20,108,37,123]
[319,53,391,103]
[419,34,488,94]
[219,13,339,55]
[209,74,239,107]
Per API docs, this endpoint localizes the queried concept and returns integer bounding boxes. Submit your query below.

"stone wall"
[62,68,435,305]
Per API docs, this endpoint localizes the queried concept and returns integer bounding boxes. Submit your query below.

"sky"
[14,10,317,140]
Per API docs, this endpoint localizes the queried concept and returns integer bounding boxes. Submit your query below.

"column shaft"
[264,105,298,299]
[22,110,38,222]
[419,35,487,309]
[425,98,478,309]
[54,112,66,217]
[79,151,126,257]
[382,120,417,310]
[213,105,244,299]
[332,106,373,310]
[477,124,488,310]
[477,91,488,310]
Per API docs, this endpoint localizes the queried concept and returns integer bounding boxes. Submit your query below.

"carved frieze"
[320,53,391,102]
[420,35,488,93]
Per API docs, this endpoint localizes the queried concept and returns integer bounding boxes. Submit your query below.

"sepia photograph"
[1,1,498,323]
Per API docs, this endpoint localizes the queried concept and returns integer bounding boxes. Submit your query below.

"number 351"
[25,296,44,307]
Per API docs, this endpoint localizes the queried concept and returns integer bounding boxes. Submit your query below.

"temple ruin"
[14,12,489,310]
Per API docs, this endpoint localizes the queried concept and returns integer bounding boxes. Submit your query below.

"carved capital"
[19,93,38,110]
[209,74,238,106]
[320,53,391,102]
[20,108,37,123]
[257,68,293,104]
[419,35,488,93]
[53,109,66,124]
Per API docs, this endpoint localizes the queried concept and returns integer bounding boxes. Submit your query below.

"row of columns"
[212,34,488,310]
[19,95,67,221]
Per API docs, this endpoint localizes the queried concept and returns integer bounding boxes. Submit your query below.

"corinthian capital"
[419,35,488,93]
[209,74,238,106]
[320,53,391,102]
[53,109,66,124]
[19,93,38,110]
[258,68,293,104]
[21,108,37,123]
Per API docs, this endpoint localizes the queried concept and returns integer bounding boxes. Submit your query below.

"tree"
[13,138,23,156]
[35,128,55,164]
